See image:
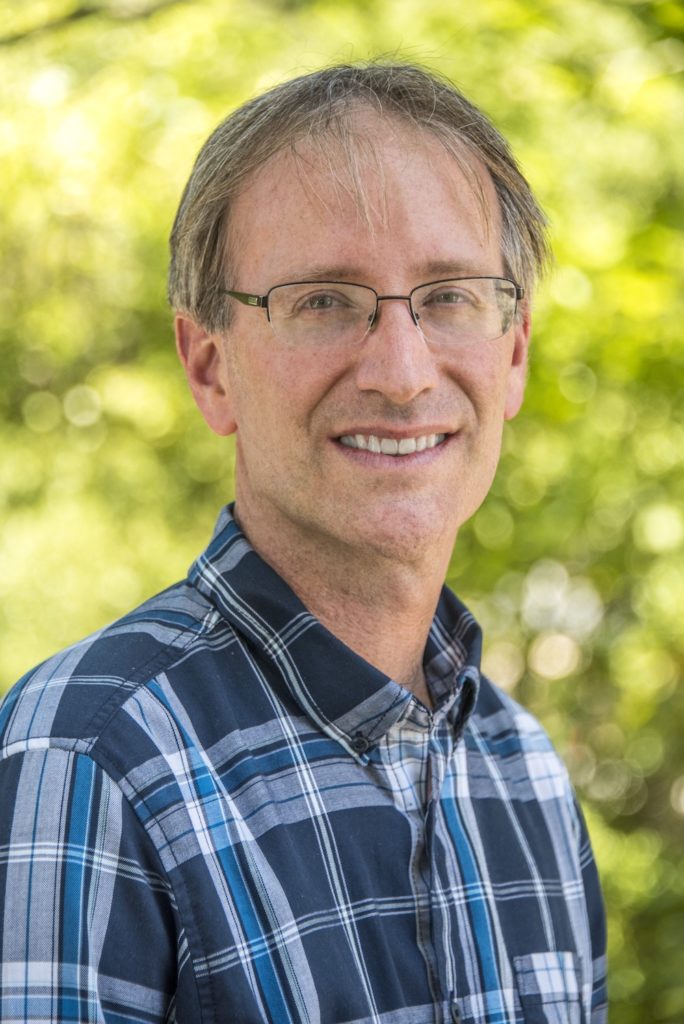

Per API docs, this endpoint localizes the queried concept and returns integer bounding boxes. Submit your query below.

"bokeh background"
[1,0,683,1018]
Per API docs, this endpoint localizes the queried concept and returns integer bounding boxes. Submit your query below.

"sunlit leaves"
[0,1,682,1019]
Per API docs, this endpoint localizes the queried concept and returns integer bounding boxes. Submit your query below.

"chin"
[342,496,460,565]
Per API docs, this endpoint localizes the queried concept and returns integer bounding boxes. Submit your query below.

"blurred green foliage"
[1,0,683,1018]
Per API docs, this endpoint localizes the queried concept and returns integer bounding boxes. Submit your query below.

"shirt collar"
[188,505,482,756]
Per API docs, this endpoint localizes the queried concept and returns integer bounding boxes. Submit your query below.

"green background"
[1,0,683,1018]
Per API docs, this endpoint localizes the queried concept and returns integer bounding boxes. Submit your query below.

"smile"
[338,433,448,456]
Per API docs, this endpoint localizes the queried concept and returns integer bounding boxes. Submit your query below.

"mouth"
[337,432,449,456]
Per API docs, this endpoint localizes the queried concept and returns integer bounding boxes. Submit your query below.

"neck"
[233,501,453,708]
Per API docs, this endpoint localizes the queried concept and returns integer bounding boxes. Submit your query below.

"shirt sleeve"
[575,799,608,1023]
[0,746,178,1023]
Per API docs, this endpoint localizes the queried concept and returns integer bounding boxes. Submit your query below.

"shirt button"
[450,1003,462,1023]
[351,733,371,753]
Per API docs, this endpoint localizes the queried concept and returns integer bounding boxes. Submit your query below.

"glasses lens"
[267,282,376,347]
[411,278,518,344]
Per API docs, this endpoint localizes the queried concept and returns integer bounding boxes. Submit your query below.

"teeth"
[339,433,447,456]
[398,438,416,455]
[380,438,398,455]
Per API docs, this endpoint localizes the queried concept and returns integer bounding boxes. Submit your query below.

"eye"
[306,293,340,310]
[296,289,353,313]
[425,286,473,306]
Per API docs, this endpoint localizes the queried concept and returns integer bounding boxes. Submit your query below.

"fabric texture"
[0,505,607,1024]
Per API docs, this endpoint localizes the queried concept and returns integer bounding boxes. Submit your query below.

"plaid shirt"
[0,505,606,1024]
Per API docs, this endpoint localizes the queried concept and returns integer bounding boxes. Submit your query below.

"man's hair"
[168,61,550,332]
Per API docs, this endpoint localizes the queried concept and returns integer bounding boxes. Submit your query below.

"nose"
[354,297,439,405]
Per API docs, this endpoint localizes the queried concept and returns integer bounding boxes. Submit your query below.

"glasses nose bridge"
[370,292,419,329]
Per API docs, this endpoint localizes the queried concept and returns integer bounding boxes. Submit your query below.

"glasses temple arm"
[224,289,268,308]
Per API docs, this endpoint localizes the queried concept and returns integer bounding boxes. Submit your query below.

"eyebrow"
[420,259,496,279]
[277,259,498,284]
[280,265,364,283]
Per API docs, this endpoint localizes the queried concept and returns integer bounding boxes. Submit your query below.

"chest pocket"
[513,951,585,1024]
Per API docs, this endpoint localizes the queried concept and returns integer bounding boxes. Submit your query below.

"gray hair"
[168,62,550,332]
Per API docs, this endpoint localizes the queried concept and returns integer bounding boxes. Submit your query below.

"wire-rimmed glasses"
[223,277,524,349]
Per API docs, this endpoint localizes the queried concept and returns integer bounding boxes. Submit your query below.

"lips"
[338,432,448,455]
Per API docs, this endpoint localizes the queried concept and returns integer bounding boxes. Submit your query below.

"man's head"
[171,63,548,574]
[168,62,549,334]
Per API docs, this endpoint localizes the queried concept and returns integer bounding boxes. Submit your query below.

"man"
[0,63,606,1023]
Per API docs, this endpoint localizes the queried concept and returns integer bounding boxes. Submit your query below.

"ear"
[504,306,532,421]
[175,314,237,436]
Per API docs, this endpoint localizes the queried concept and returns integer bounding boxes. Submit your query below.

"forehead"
[227,111,502,282]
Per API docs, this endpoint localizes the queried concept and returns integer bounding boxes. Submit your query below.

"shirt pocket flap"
[513,951,584,1024]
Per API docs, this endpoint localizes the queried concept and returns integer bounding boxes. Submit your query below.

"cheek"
[229,354,318,458]
[448,346,512,419]
[242,344,346,425]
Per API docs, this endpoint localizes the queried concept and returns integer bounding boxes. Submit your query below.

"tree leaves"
[1,2,682,1018]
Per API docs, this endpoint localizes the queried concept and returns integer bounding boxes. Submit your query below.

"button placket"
[351,732,371,754]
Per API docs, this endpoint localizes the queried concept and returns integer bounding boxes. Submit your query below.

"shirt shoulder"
[471,673,561,751]
[0,577,224,760]
[468,674,578,813]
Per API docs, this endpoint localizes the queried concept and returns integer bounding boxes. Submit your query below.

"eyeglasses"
[223,277,524,349]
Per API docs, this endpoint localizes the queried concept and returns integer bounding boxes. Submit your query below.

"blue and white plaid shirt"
[0,505,606,1023]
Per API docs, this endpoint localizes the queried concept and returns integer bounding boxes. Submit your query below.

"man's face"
[184,114,529,569]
